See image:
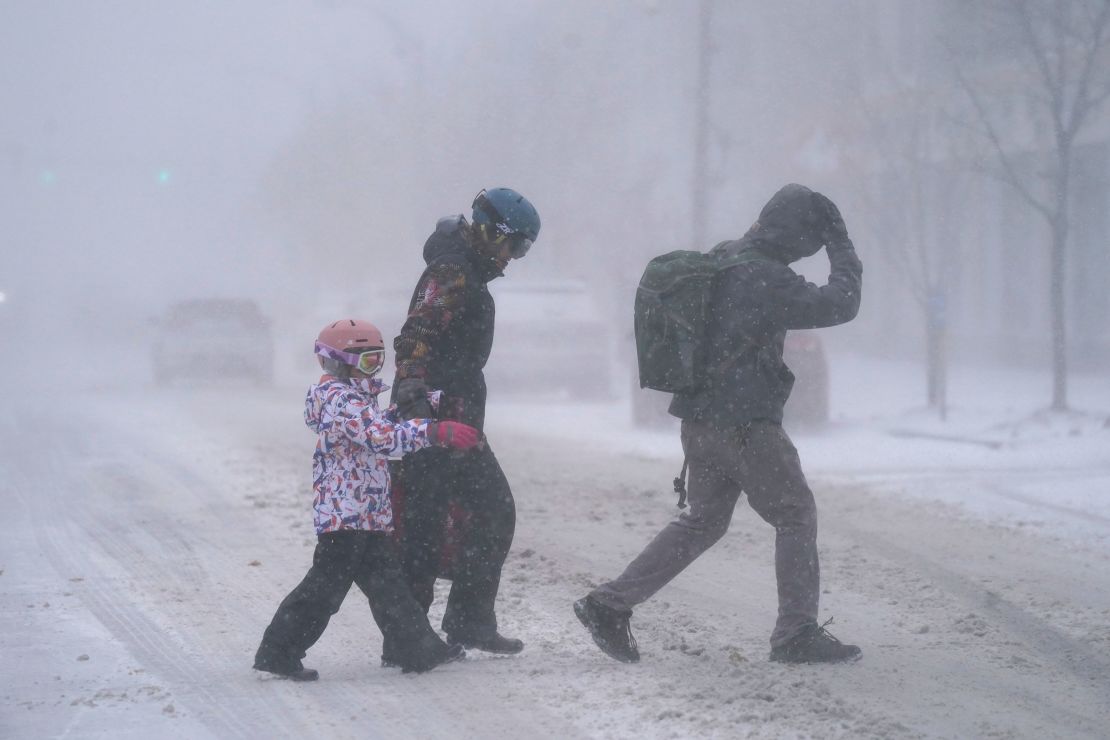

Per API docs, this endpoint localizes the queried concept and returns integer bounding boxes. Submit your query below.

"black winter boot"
[574,595,639,663]
[381,641,401,669]
[401,642,466,674]
[253,644,320,681]
[769,619,861,664]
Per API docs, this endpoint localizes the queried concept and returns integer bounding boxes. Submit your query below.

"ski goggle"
[505,232,533,259]
[485,228,532,259]
[479,226,533,261]
[315,342,385,376]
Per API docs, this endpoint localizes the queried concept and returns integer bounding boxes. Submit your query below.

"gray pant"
[591,419,819,646]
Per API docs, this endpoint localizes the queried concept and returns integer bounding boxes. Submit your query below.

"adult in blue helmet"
[388,187,540,659]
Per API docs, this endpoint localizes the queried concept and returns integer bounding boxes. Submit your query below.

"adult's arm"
[764,240,863,330]
[393,261,469,381]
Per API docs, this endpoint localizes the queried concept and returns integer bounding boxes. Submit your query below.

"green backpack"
[634,241,760,394]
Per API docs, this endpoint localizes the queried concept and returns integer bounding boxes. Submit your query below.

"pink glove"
[427,421,482,450]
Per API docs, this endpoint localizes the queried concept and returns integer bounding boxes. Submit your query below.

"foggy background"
[3,0,1108,409]
[5,5,1110,737]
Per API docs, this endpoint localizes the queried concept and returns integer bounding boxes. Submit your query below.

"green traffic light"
[157,169,171,184]
[39,170,56,186]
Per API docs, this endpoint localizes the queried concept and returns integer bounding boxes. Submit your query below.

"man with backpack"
[389,187,540,659]
[575,183,863,664]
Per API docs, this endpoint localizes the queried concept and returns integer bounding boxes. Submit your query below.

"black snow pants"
[396,443,516,641]
[255,530,446,671]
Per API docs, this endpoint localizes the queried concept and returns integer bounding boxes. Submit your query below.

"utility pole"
[691,0,713,249]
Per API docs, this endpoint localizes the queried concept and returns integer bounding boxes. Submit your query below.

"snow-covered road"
[2,385,1109,739]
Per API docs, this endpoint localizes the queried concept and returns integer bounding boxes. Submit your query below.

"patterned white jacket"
[304,375,436,535]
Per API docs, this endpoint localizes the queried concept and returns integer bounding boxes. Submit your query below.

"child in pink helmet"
[253,319,483,680]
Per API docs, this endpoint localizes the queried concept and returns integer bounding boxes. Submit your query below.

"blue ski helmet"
[472,188,541,249]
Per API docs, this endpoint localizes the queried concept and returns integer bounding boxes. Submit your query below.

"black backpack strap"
[673,457,689,509]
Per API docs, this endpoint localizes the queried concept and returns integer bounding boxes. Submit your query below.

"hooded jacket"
[393,215,502,430]
[305,375,434,535]
[669,184,863,427]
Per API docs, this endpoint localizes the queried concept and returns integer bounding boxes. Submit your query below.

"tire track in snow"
[14,435,297,738]
[981,481,1110,528]
[2,405,346,738]
[48,421,406,738]
[73,397,588,740]
[823,506,1110,737]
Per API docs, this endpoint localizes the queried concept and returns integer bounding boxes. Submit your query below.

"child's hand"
[427,421,483,450]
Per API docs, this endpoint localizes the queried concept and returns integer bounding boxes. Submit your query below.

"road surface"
[2,386,1108,738]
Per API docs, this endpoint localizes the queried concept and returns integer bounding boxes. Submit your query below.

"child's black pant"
[256,530,442,672]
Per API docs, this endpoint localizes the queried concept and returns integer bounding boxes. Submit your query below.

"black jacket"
[393,216,501,430]
[669,186,863,427]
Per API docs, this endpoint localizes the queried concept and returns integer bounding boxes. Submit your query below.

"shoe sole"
[573,599,592,631]
[769,652,863,665]
[574,599,640,664]
[458,646,522,655]
[441,649,467,666]
[402,649,466,674]
[446,639,523,655]
[254,667,319,681]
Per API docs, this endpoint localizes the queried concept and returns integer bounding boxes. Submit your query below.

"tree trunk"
[926,325,948,421]
[926,290,948,420]
[1050,132,1071,412]
[1050,215,1068,410]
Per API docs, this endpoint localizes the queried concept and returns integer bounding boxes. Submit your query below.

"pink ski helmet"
[315,319,386,376]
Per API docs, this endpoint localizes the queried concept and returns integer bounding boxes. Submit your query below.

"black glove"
[813,192,849,245]
[395,377,433,420]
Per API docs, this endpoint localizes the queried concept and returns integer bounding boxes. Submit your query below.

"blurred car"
[630,330,829,429]
[485,280,614,399]
[151,299,274,385]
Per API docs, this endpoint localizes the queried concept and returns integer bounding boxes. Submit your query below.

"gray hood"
[745,183,828,264]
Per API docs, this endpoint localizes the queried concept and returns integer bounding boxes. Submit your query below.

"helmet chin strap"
[470,223,498,254]
[467,224,507,274]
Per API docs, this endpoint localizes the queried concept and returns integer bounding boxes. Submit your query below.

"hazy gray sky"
[15,1,1093,384]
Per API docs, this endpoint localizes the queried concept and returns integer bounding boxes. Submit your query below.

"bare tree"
[947,0,1110,411]
[838,31,972,420]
